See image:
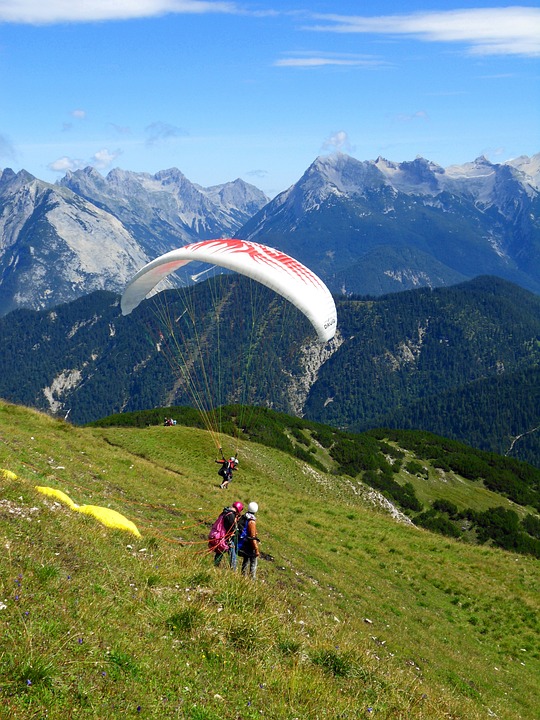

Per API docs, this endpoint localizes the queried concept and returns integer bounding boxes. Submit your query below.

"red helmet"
[232,501,244,513]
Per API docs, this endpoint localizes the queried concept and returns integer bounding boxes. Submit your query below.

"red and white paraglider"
[121,238,337,452]
[121,238,337,343]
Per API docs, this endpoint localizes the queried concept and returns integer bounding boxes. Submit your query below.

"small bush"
[108,650,139,677]
[226,621,260,650]
[34,564,60,583]
[415,511,462,538]
[13,657,55,693]
[312,649,353,677]
[277,638,302,656]
[167,608,204,633]
[432,499,459,518]
[405,460,428,478]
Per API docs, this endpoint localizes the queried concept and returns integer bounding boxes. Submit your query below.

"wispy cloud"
[0,133,16,161]
[246,169,269,179]
[477,73,516,80]
[0,0,240,25]
[145,121,187,146]
[108,123,132,136]
[393,110,429,123]
[275,51,387,68]
[321,130,355,154]
[62,109,87,132]
[92,148,122,168]
[306,8,540,57]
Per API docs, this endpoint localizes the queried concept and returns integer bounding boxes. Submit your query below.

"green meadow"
[0,400,538,719]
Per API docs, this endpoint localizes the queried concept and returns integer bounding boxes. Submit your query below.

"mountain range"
[239,152,540,296]
[0,152,538,316]
[0,165,268,315]
[1,152,539,468]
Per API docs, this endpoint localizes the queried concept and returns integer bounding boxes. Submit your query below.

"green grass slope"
[91,405,540,557]
[0,400,538,719]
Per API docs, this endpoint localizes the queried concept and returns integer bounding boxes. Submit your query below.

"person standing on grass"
[213,501,243,570]
[238,502,260,580]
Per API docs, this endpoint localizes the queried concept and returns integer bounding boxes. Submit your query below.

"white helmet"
[247,501,258,514]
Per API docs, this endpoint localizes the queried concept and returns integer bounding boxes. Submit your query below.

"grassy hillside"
[91,405,540,557]
[0,400,539,719]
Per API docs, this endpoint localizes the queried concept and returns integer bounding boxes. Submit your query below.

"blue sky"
[1,1,539,197]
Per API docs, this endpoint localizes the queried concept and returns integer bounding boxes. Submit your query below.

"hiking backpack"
[208,511,228,553]
[236,515,250,553]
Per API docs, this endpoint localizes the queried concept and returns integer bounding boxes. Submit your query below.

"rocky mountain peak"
[297,153,386,201]
[0,167,19,186]
[374,156,443,194]
[0,167,40,193]
[238,150,540,299]
[66,165,102,181]
[506,153,540,190]
[153,167,190,188]
[202,178,269,216]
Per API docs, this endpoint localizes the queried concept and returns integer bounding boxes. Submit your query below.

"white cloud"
[275,52,387,68]
[47,147,121,174]
[307,8,540,57]
[322,130,355,154]
[0,0,239,25]
[48,156,84,173]
[91,148,122,168]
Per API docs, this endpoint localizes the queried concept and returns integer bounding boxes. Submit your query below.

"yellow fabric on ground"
[78,504,141,537]
[35,485,78,509]
[1,468,18,480]
[35,486,141,537]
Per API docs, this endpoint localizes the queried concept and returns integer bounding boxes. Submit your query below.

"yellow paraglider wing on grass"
[35,486,141,537]
[35,485,78,510]
[78,505,141,537]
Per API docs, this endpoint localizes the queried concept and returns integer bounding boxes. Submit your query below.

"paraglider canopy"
[121,238,337,343]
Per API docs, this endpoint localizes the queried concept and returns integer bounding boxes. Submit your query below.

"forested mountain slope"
[0,276,538,467]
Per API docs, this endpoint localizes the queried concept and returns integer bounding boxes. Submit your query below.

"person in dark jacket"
[214,501,243,569]
[215,454,239,489]
[238,501,260,580]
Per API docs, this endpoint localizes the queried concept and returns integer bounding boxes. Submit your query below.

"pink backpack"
[208,512,228,553]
